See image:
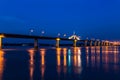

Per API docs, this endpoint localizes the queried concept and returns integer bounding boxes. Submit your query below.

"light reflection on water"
[0,46,120,80]
[28,49,35,80]
[56,47,82,75]
[40,49,46,80]
[86,46,120,73]
[0,50,5,80]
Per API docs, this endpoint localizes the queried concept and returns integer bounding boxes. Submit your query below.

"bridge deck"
[0,33,96,42]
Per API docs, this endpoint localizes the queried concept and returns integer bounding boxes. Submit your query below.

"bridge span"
[0,33,113,49]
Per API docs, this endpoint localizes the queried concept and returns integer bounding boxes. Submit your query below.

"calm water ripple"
[0,46,120,80]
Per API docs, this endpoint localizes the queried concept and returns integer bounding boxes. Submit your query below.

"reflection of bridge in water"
[0,50,5,80]
[0,46,120,79]
[86,46,120,73]
[0,33,114,49]
[27,47,83,80]
[27,46,120,80]
[56,48,82,75]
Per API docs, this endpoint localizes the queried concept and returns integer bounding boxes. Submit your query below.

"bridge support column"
[100,41,102,46]
[101,42,102,46]
[102,42,105,46]
[101,42,103,46]
[85,40,87,47]
[108,42,110,46]
[106,42,108,46]
[108,43,110,46]
[34,38,38,49]
[90,41,92,46]
[56,38,60,48]
[0,35,4,49]
[110,43,113,46]
[98,41,100,46]
[104,42,106,46]
[73,40,77,47]
[0,37,2,49]
[103,42,105,46]
[94,41,97,46]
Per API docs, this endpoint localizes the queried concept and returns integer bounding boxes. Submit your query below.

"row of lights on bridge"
[29,29,105,40]
[29,29,67,37]
[29,29,120,46]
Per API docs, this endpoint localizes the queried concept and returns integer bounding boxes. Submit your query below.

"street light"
[29,29,34,35]
[58,33,60,37]
[41,30,45,36]
[63,34,66,37]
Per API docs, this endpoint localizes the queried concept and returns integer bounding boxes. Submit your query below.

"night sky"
[0,0,120,40]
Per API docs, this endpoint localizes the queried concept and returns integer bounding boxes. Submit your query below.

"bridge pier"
[34,38,38,49]
[90,41,92,46]
[104,42,106,46]
[101,42,103,46]
[110,43,113,46]
[56,38,60,48]
[97,41,100,46]
[84,40,87,47]
[101,42,102,46]
[108,42,111,46]
[103,42,106,46]
[106,42,108,46]
[0,35,4,49]
[94,41,97,46]
[73,40,77,47]
[102,42,105,46]
[0,37,2,49]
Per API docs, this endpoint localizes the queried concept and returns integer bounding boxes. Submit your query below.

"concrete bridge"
[0,33,113,49]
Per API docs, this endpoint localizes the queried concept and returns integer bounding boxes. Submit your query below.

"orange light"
[41,66,45,78]
[56,38,60,41]
[63,48,67,66]
[73,47,77,54]
[0,35,5,38]
[0,50,5,80]
[57,55,61,66]
[27,49,35,80]
[56,48,61,55]
[56,48,61,66]
[73,48,78,66]
[74,39,77,42]
[40,49,45,55]
[40,49,45,66]
[40,49,46,79]
[74,54,77,67]
[28,49,34,65]
[63,48,67,55]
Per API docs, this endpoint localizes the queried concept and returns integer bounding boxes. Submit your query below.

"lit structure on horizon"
[112,41,120,46]
[68,32,80,40]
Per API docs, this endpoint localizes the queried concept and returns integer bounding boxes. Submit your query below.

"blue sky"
[0,0,120,40]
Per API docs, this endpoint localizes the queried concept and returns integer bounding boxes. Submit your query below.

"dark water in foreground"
[0,46,120,80]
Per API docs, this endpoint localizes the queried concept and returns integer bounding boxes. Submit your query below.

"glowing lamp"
[0,35,5,38]
[56,38,60,41]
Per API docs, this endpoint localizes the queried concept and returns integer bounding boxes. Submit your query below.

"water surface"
[0,46,120,80]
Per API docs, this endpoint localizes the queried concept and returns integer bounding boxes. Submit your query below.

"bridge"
[0,33,113,49]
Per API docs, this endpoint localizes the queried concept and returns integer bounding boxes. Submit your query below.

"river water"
[0,46,120,80]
